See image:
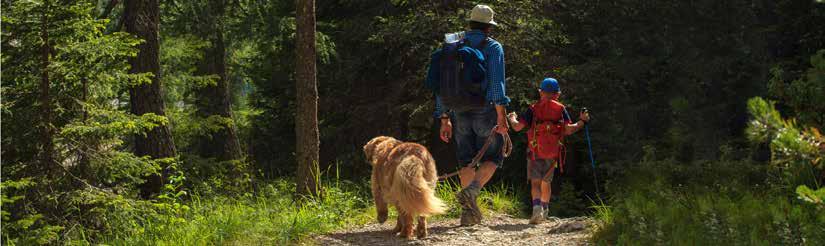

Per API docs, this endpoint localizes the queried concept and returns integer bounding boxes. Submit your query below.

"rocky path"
[313,214,593,246]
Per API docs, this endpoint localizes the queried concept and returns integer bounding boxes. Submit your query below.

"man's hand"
[495,116,509,135]
[440,118,453,143]
[495,105,509,135]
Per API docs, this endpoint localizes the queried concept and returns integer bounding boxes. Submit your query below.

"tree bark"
[195,0,242,162]
[294,0,320,196]
[124,0,177,198]
[39,0,55,175]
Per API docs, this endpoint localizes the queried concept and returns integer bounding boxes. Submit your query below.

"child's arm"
[563,110,590,135]
[507,112,527,132]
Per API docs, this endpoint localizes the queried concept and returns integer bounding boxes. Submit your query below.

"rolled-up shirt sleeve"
[427,50,445,118]
[433,93,445,118]
[485,42,510,106]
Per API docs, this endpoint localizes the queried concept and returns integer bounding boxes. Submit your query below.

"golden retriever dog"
[363,136,446,239]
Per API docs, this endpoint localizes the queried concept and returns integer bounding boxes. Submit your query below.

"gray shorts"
[528,158,557,182]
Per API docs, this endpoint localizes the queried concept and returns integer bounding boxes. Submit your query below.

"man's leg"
[458,161,496,225]
[458,166,476,188]
[457,164,480,226]
[474,161,497,187]
[451,111,480,226]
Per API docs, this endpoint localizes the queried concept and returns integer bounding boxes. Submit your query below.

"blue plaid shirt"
[431,30,510,118]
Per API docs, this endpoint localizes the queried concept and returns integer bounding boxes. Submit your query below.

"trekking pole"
[582,107,599,193]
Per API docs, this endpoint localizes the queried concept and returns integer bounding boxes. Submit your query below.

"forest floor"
[312,213,593,246]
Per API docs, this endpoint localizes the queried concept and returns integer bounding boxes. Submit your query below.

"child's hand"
[507,112,518,123]
[579,111,591,123]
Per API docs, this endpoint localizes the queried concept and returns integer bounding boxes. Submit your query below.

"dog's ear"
[364,136,389,165]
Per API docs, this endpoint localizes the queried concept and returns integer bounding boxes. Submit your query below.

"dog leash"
[438,126,512,180]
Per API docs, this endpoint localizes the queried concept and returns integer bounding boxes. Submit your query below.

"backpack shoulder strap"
[475,37,491,50]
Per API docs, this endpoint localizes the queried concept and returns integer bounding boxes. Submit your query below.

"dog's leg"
[372,169,389,224]
[416,216,428,238]
[399,211,415,240]
[391,211,403,234]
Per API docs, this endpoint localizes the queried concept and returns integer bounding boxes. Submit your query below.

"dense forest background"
[2,0,824,244]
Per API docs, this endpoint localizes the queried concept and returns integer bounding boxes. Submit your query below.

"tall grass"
[591,160,825,245]
[68,175,527,245]
[433,179,527,219]
[94,180,373,245]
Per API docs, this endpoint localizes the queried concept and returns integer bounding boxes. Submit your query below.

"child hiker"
[507,78,590,224]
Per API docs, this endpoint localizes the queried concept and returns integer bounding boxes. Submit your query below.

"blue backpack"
[426,37,490,111]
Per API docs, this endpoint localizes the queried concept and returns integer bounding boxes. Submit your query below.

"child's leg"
[541,166,556,210]
[530,179,542,205]
[540,180,551,205]
[529,178,545,224]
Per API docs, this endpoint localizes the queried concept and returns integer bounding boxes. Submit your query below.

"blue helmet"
[540,78,560,92]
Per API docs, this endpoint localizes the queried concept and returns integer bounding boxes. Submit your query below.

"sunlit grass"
[97,180,374,245]
[433,178,527,220]
[89,176,525,245]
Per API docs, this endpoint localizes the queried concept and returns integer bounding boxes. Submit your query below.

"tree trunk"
[124,0,177,198]
[39,0,55,175]
[294,0,320,197]
[195,0,242,162]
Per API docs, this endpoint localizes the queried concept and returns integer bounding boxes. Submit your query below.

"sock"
[467,180,480,190]
[532,199,542,207]
[542,202,549,210]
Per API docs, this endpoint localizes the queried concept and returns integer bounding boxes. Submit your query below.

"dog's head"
[363,136,401,223]
[363,136,400,166]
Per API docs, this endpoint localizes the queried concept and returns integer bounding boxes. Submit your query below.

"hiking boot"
[457,187,482,226]
[529,205,545,224]
[467,187,482,223]
[459,209,473,226]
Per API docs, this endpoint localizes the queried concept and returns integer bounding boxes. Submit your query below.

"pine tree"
[124,0,178,198]
[294,0,320,196]
[193,0,243,162]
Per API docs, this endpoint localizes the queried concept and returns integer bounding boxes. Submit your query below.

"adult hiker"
[425,4,510,226]
[507,78,590,224]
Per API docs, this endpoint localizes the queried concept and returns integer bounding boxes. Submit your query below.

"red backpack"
[526,99,570,171]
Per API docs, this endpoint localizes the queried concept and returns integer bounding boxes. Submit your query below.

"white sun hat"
[467,5,498,26]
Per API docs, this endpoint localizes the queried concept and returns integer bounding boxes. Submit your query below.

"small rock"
[548,221,589,234]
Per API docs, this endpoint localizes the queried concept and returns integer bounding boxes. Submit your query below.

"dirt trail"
[313,214,593,246]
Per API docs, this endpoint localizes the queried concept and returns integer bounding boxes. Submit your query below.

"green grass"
[433,179,527,220]
[590,160,825,245]
[61,178,527,245]
[92,180,373,245]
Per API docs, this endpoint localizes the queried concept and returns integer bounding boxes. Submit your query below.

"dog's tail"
[390,156,446,216]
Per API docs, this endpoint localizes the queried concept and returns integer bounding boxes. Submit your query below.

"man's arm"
[485,42,510,134]
[495,104,508,134]
[433,94,445,119]
[434,95,453,143]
